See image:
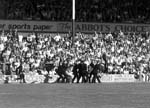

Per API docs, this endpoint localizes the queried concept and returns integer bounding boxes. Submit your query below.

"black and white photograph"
[0,0,150,108]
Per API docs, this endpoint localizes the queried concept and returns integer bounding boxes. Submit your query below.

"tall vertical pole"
[72,0,75,47]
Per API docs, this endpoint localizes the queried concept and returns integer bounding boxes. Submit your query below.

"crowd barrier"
[0,73,139,84]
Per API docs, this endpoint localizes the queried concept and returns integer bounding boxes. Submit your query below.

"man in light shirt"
[0,42,4,51]
[54,34,61,42]
[18,35,23,43]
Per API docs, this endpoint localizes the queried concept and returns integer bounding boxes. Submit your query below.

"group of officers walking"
[71,60,102,83]
[45,59,104,83]
[44,54,108,83]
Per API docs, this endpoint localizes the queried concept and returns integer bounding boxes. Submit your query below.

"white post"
[73,0,75,20]
[72,0,75,46]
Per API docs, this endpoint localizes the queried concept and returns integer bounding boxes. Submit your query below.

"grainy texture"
[0,83,150,108]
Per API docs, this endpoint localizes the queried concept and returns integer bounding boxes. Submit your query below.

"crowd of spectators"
[0,30,150,78]
[0,0,150,23]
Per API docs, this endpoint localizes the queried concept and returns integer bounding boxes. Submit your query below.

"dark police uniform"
[72,62,79,83]
[78,61,88,83]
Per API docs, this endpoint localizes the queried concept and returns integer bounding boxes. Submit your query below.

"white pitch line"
[0,93,15,95]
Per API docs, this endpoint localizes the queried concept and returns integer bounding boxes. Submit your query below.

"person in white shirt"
[3,35,7,42]
[54,34,61,42]
[22,62,30,73]
[0,42,4,51]
[18,35,23,43]
[33,59,40,69]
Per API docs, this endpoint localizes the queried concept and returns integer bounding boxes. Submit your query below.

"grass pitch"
[0,83,150,108]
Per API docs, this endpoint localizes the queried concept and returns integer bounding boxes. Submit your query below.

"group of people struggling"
[44,54,107,83]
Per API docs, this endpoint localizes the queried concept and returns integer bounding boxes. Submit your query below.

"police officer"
[91,60,101,83]
[78,59,88,83]
[72,60,80,83]
[44,56,55,74]
[16,61,26,83]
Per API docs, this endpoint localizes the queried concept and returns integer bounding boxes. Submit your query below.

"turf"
[0,83,150,108]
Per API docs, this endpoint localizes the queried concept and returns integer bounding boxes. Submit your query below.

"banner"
[0,20,57,32]
[100,74,113,82]
[112,74,136,82]
[24,73,58,84]
[0,74,58,84]
[57,22,150,33]
[101,74,136,82]
[0,74,139,84]
[0,20,150,33]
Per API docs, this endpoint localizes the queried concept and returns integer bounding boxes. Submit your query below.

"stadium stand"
[0,0,149,83]
[0,30,149,83]
[0,0,150,23]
